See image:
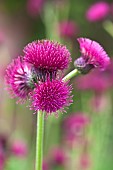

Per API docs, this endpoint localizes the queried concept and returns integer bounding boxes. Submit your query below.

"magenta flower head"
[86,1,110,22]
[5,56,37,103]
[74,38,110,73]
[31,79,72,116]
[11,140,28,157]
[59,20,78,38]
[23,40,71,81]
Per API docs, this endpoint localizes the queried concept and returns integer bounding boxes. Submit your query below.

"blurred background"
[0,0,113,170]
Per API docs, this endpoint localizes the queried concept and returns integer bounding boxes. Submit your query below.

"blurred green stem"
[63,69,80,82]
[35,110,44,170]
[103,20,113,38]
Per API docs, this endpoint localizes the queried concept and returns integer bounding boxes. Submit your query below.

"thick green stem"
[35,110,44,170]
[63,69,79,82]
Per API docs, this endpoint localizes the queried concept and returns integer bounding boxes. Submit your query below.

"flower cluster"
[5,40,72,115]
[5,38,110,115]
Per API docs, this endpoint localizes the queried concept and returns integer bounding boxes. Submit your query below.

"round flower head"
[86,1,110,22]
[23,40,71,81]
[75,38,110,71]
[5,56,36,103]
[31,79,72,116]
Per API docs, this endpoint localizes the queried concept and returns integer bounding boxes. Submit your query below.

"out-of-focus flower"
[0,135,7,170]
[76,69,111,93]
[0,149,5,170]
[31,79,72,116]
[59,21,78,38]
[27,0,44,17]
[11,140,28,157]
[51,147,65,166]
[74,38,110,73]
[86,1,110,22]
[5,56,36,103]
[42,160,49,170]
[23,40,71,81]
[63,113,90,141]
[79,153,91,170]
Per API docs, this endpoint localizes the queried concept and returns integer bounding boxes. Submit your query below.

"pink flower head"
[5,56,36,103]
[59,21,78,38]
[64,113,90,140]
[31,79,72,116]
[75,38,110,71]
[51,147,65,165]
[11,141,28,157]
[27,0,44,17]
[23,40,71,81]
[86,1,110,22]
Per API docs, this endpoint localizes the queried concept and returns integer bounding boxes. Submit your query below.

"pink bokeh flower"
[11,140,28,157]
[79,153,91,170]
[51,147,65,166]
[0,135,7,170]
[63,113,90,141]
[59,21,78,38]
[5,56,36,103]
[86,1,110,22]
[23,40,71,81]
[27,0,44,17]
[0,149,5,170]
[42,160,49,170]
[31,79,72,116]
[75,38,110,71]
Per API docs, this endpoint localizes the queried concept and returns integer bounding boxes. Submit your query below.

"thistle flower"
[31,79,72,116]
[5,56,36,103]
[74,38,110,73]
[86,1,110,22]
[23,40,71,81]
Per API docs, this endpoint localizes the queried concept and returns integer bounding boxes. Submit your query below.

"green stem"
[63,69,80,82]
[103,20,113,38]
[35,110,44,170]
